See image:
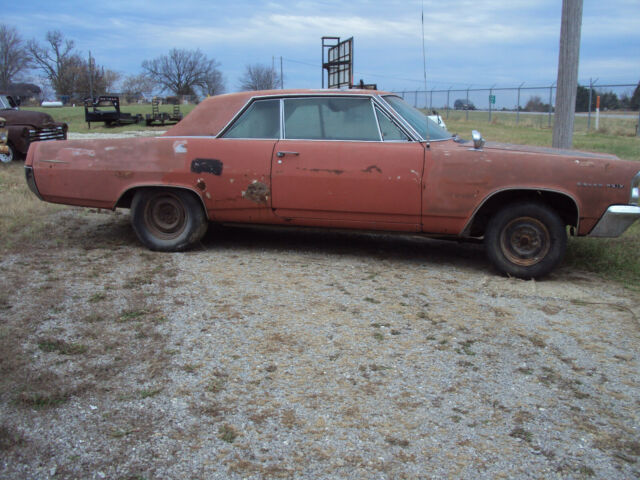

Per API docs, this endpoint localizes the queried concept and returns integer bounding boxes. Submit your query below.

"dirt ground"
[0,203,639,479]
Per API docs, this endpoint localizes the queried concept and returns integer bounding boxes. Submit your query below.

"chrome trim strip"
[630,170,640,205]
[24,166,42,200]
[588,205,640,237]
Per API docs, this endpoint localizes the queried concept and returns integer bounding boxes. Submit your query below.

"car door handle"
[277,151,299,158]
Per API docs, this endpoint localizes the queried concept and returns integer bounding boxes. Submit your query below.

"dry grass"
[0,162,65,251]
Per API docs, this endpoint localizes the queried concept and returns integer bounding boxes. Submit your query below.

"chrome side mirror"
[472,130,485,150]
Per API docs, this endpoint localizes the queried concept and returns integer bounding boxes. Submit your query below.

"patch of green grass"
[373,332,385,341]
[218,424,238,443]
[139,388,162,399]
[456,339,476,356]
[38,339,87,355]
[19,391,68,409]
[118,310,147,322]
[509,426,533,443]
[89,292,106,303]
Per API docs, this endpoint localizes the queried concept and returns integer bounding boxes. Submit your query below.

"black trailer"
[145,97,183,126]
[84,96,143,128]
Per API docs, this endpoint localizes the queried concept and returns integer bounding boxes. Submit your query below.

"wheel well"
[465,190,578,238]
[115,186,208,219]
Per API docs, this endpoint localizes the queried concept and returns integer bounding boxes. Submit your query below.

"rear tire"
[131,189,208,251]
[485,202,566,279]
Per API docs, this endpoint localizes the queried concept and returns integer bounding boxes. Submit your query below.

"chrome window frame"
[217,93,420,143]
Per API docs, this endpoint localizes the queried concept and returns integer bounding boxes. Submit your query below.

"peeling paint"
[205,192,212,199]
[66,148,96,157]
[105,146,117,151]
[242,181,270,205]
[191,158,223,176]
[196,178,206,191]
[173,141,188,154]
[308,168,344,175]
[114,171,133,179]
[362,165,382,174]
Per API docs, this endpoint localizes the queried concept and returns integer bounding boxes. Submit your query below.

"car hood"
[480,141,619,161]
[0,109,58,127]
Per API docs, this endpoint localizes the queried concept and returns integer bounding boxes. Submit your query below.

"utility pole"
[552,0,583,149]
[88,51,94,100]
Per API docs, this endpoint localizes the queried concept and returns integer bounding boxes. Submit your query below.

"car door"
[271,96,425,230]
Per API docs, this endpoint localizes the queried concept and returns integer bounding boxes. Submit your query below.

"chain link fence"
[393,83,640,136]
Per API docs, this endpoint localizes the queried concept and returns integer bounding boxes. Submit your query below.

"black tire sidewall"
[0,143,15,163]
[485,202,567,279]
[131,189,207,251]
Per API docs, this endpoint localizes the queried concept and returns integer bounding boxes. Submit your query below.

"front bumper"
[588,205,640,237]
[24,166,42,200]
[0,144,7,155]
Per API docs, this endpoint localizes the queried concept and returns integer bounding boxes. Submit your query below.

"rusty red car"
[24,89,640,278]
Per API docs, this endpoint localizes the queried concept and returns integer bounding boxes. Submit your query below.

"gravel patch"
[0,212,638,480]
[1,129,638,478]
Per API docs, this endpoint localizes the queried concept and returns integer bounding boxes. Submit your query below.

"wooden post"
[552,0,583,149]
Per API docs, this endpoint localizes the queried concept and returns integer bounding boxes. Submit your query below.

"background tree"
[0,24,32,91]
[142,48,223,96]
[239,64,280,91]
[200,69,225,97]
[27,30,80,97]
[75,62,120,98]
[28,31,117,100]
[629,82,640,110]
[575,85,593,112]
[121,73,155,102]
[524,95,551,112]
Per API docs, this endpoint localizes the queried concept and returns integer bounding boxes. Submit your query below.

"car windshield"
[0,96,13,109]
[381,95,451,141]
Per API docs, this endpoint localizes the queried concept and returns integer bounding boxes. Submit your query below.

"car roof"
[164,89,390,137]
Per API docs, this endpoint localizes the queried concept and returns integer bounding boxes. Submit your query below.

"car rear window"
[223,99,280,139]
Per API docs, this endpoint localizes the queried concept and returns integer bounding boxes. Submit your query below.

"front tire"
[131,189,208,251]
[485,202,567,279]
[0,143,15,163]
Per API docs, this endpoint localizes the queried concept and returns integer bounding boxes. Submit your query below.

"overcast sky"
[7,0,640,94]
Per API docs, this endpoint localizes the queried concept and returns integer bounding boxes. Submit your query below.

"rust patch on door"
[362,165,382,174]
[191,158,223,176]
[242,181,270,205]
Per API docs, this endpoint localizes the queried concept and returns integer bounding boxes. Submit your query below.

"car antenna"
[421,1,430,146]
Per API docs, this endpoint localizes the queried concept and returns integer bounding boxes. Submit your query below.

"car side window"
[223,99,280,139]
[284,97,380,141]
[375,106,410,141]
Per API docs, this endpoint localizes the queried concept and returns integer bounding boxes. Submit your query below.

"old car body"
[0,94,67,163]
[24,89,640,278]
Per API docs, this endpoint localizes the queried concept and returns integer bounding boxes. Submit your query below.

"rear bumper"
[24,166,42,200]
[588,205,640,237]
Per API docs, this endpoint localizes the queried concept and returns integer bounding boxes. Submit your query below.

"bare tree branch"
[142,49,224,96]
[0,24,31,91]
[239,64,280,91]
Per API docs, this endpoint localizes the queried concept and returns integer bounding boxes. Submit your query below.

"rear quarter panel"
[27,136,276,222]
